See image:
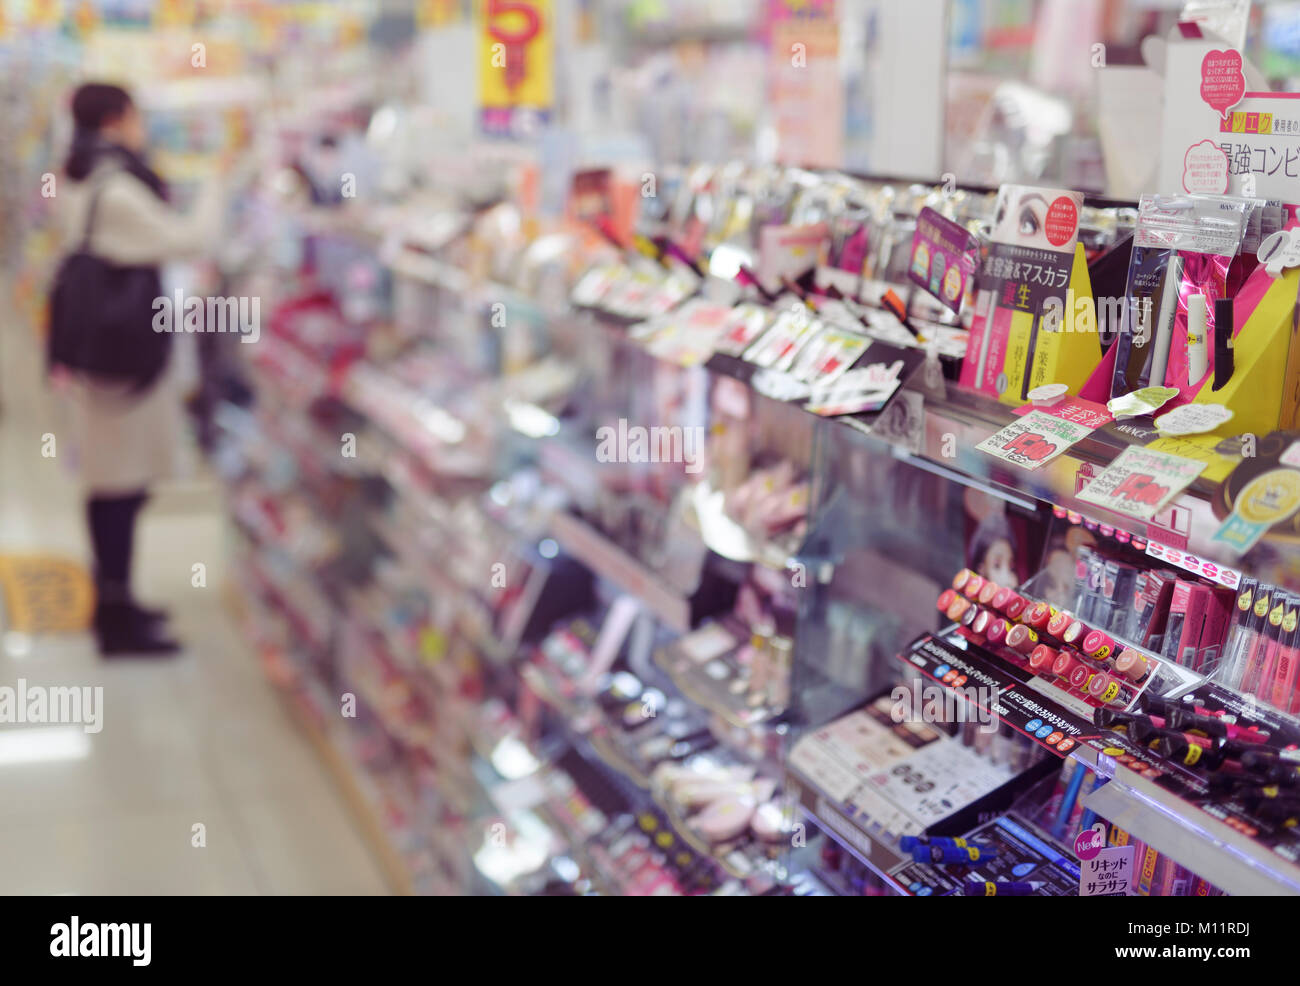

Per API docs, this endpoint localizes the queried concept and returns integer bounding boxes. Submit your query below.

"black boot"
[93,583,180,658]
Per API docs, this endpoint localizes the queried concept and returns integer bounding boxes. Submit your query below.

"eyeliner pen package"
[1110,195,1250,402]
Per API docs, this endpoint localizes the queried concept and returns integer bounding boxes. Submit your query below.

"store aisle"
[0,317,390,895]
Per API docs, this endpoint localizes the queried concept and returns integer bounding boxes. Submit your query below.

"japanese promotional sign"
[1077,446,1207,522]
[908,207,978,314]
[1157,38,1300,201]
[975,409,1097,471]
[478,0,554,137]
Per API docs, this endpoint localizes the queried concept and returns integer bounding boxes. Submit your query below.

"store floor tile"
[0,325,391,895]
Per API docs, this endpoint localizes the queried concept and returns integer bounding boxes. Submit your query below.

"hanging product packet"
[1109,194,1251,403]
[960,184,1087,405]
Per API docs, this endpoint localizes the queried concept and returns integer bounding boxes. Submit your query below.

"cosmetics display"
[6,0,1280,900]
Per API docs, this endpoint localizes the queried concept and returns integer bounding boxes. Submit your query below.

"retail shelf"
[549,511,693,633]
[279,690,418,896]
[579,302,1267,574]
[681,479,799,571]
[792,800,909,895]
[898,629,1300,895]
[1076,745,1300,896]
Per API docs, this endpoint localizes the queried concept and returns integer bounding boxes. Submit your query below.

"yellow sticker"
[1236,468,1300,526]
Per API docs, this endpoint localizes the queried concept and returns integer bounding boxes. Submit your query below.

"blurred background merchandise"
[5,0,1300,898]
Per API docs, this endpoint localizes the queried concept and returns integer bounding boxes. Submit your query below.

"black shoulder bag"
[47,175,171,391]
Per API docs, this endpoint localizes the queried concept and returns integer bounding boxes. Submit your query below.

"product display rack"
[207,123,1300,897]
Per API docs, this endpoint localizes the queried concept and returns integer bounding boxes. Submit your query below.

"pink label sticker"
[1045,196,1079,247]
[1199,49,1245,116]
[1075,826,1104,861]
[1182,139,1230,193]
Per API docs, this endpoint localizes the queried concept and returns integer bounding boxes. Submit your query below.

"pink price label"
[1200,49,1246,116]
[1045,196,1079,248]
[1182,139,1229,194]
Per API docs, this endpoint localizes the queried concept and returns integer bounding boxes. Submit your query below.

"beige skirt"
[60,356,183,496]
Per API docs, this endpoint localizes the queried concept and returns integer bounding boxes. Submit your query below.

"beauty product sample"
[1110,194,1250,401]
[1186,292,1209,386]
[1213,297,1234,390]
[1148,255,1184,389]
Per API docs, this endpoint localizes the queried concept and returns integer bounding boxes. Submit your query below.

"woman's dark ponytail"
[64,83,133,180]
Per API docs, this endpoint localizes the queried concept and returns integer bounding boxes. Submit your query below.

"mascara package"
[1110,195,1250,401]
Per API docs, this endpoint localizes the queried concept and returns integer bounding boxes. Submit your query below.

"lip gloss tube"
[1268,600,1300,711]
[1047,610,1074,640]
[1082,630,1117,662]
[946,594,973,623]
[1003,594,1029,621]
[1243,592,1288,696]
[978,581,1000,606]
[1025,601,1054,633]
[937,589,957,612]
[1087,670,1122,705]
[1029,644,1058,674]
[1114,648,1151,683]
[985,618,1010,646]
[1225,582,1270,690]
[963,575,987,600]
[1005,624,1039,655]
[1052,652,1082,679]
[1062,619,1091,649]
[952,569,975,591]
[992,586,1016,611]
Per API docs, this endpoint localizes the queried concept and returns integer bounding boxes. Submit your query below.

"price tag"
[975,410,1097,471]
[1077,446,1206,522]
[1092,748,1120,780]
